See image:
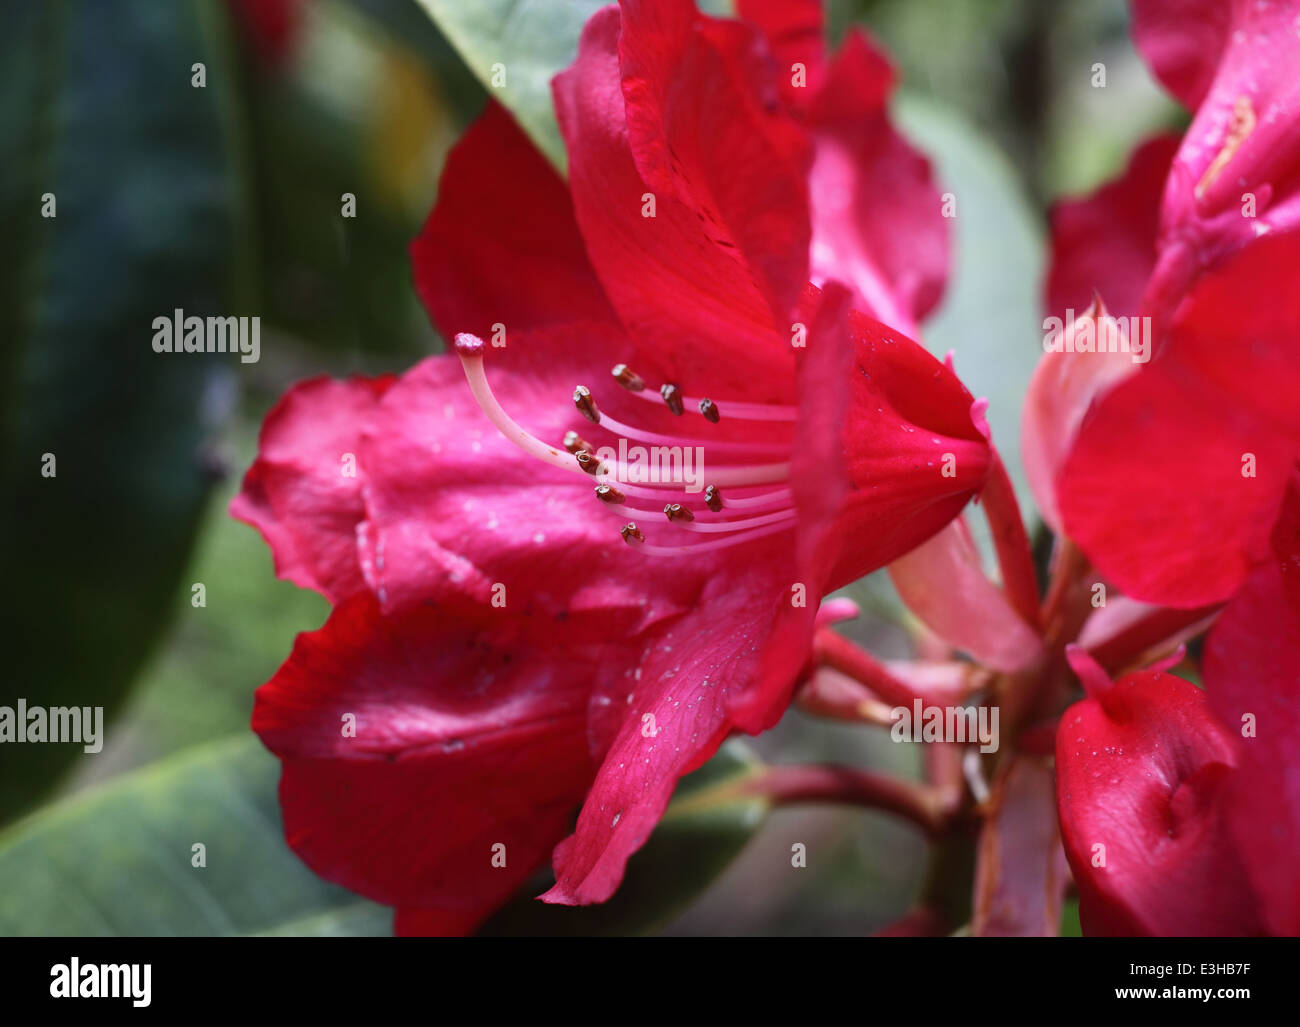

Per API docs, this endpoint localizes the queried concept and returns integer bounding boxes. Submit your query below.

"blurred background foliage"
[0,0,1179,935]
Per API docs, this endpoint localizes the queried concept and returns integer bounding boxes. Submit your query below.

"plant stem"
[1088,602,1221,673]
[981,452,1041,630]
[812,628,928,709]
[746,763,957,836]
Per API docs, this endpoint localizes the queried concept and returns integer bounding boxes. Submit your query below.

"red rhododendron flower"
[1021,134,1178,534]
[1057,229,1300,607]
[1040,0,1300,607]
[1132,0,1300,321]
[235,0,993,932]
[1057,477,1300,935]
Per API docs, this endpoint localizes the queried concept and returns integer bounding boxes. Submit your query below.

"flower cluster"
[234,0,1300,935]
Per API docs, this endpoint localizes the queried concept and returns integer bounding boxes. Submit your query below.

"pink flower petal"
[354,338,700,628]
[1143,0,1300,315]
[544,558,790,905]
[807,30,949,332]
[617,0,813,324]
[1022,299,1139,533]
[1129,0,1230,109]
[230,374,394,602]
[823,308,992,591]
[888,517,1043,672]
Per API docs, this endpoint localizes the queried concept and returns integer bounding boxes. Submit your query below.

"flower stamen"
[626,519,796,556]
[456,334,579,475]
[573,385,600,423]
[612,364,645,391]
[455,333,801,555]
[631,385,798,422]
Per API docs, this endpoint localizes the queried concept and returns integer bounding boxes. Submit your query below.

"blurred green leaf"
[254,902,395,937]
[245,0,477,355]
[0,0,251,822]
[1060,896,1083,937]
[1040,0,1181,199]
[101,437,329,774]
[0,736,390,936]
[482,740,769,935]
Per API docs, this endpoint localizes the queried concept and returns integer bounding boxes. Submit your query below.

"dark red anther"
[575,451,604,476]
[564,430,593,455]
[573,386,600,424]
[612,364,646,392]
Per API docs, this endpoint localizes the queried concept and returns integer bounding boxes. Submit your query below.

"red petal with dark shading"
[1056,653,1260,936]
[1058,232,1300,607]
[553,5,800,400]
[617,0,813,325]
[393,905,493,938]
[1204,483,1300,935]
[254,593,608,913]
[1045,134,1178,321]
[735,0,826,106]
[411,100,620,341]
[807,30,949,331]
[824,309,990,592]
[543,557,789,905]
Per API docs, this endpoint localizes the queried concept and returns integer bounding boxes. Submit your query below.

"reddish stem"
[1088,602,1222,673]
[813,628,931,709]
[747,764,954,836]
[1039,538,1086,638]
[980,453,1041,631]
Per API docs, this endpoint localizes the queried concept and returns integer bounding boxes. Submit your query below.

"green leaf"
[108,440,329,773]
[481,739,769,935]
[254,902,396,938]
[411,0,606,173]
[0,737,391,936]
[0,0,252,821]
[1060,896,1083,937]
